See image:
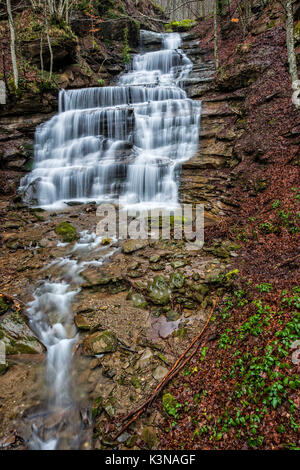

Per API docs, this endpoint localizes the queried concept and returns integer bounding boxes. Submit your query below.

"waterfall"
[20,30,201,209]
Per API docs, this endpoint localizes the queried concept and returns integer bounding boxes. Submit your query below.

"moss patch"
[165,19,195,33]
[55,221,78,243]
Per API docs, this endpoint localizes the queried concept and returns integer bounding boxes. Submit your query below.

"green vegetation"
[165,19,195,33]
[122,25,131,63]
[55,222,78,243]
[163,393,182,418]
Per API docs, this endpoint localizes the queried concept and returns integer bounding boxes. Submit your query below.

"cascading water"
[21,30,202,449]
[27,232,117,450]
[20,30,201,210]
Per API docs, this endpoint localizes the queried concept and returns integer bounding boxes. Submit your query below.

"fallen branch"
[113,297,218,440]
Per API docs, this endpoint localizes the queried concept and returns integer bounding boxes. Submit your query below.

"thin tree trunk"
[6,0,18,88]
[44,2,53,80]
[214,0,219,70]
[286,0,298,83]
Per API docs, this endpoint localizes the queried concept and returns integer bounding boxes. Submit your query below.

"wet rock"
[0,311,45,355]
[132,293,148,309]
[55,221,78,243]
[148,276,171,306]
[153,365,168,381]
[84,331,117,355]
[122,239,148,254]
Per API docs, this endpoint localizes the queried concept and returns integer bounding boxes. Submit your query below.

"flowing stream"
[20,30,201,449]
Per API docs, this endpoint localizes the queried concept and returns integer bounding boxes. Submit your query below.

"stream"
[20,30,202,449]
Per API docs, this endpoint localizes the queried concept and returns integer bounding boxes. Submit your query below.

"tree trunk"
[286,0,298,83]
[6,0,18,89]
[214,0,219,70]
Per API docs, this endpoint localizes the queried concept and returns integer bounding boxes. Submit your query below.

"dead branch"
[113,297,218,440]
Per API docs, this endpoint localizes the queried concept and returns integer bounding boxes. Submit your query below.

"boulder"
[84,331,117,355]
[55,222,78,243]
[148,276,171,306]
[132,293,148,309]
[0,311,45,355]
[122,239,148,254]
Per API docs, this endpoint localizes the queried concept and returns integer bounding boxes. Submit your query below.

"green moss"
[0,297,10,315]
[131,376,141,388]
[268,20,276,29]
[162,393,182,417]
[55,221,78,243]
[294,21,300,42]
[165,19,195,33]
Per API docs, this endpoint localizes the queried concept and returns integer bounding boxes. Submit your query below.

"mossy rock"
[165,309,181,321]
[132,293,148,309]
[0,311,45,355]
[55,221,78,243]
[74,314,90,330]
[165,19,195,32]
[148,276,171,306]
[85,330,117,355]
[170,272,185,289]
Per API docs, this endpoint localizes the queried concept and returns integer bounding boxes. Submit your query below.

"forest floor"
[157,1,300,450]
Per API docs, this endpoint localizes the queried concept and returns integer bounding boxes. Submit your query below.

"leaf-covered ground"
[158,1,300,450]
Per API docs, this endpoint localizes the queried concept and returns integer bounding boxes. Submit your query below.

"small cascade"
[27,232,117,450]
[20,30,201,209]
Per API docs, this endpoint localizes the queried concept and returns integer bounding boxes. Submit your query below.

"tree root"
[113,297,218,441]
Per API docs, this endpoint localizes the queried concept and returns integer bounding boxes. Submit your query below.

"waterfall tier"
[20,30,201,209]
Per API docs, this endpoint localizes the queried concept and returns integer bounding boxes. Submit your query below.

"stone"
[148,276,171,306]
[84,331,117,355]
[153,365,168,381]
[165,309,181,321]
[169,272,185,289]
[122,239,148,254]
[171,260,186,269]
[132,293,148,309]
[138,348,153,369]
[149,255,161,263]
[74,314,90,330]
[55,222,78,243]
[0,311,45,355]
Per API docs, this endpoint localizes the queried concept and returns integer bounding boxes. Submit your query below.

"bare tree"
[286,0,298,83]
[214,0,219,69]
[6,0,18,88]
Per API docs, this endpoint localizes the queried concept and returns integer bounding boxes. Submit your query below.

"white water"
[21,31,201,449]
[20,31,201,210]
[27,233,116,449]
